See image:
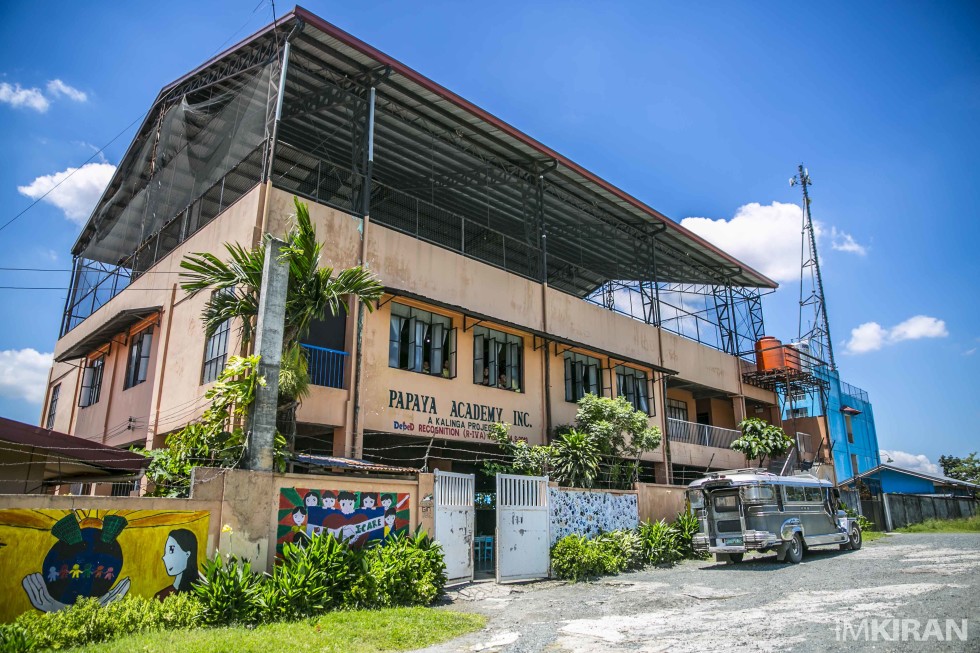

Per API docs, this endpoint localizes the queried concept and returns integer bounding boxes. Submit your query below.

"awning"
[0,416,148,482]
[56,306,161,362]
[841,405,862,415]
[293,454,418,475]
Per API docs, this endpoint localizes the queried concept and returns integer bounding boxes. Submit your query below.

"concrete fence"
[883,493,977,530]
[634,482,688,523]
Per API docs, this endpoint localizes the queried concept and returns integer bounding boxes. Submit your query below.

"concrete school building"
[41,6,795,489]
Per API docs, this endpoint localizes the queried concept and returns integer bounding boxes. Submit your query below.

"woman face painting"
[162,536,191,577]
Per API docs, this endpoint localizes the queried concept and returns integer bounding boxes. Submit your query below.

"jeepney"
[687,469,862,564]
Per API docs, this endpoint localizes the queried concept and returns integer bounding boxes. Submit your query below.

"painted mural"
[548,489,639,545]
[0,509,210,622]
[276,488,410,556]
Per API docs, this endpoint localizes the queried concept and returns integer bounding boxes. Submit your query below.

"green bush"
[639,519,683,565]
[194,553,265,626]
[673,510,708,560]
[597,530,645,571]
[366,531,447,607]
[10,593,203,651]
[551,534,614,581]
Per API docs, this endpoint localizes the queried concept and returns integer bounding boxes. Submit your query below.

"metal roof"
[71,6,777,292]
[0,417,147,476]
[849,464,980,490]
[293,453,418,474]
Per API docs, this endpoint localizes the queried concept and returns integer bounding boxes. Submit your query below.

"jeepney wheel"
[846,524,862,551]
[728,553,744,564]
[784,533,804,564]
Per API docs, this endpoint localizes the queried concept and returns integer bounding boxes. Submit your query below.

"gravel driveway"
[420,533,980,653]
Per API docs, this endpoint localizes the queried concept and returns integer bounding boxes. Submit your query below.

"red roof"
[0,417,147,475]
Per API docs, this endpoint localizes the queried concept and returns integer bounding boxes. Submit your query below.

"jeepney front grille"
[716,519,741,533]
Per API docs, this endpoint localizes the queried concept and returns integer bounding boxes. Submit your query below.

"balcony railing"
[301,344,348,389]
[667,418,741,449]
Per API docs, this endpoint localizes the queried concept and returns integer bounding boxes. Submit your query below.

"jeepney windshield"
[687,489,705,509]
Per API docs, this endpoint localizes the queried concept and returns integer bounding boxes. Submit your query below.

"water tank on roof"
[755,337,784,371]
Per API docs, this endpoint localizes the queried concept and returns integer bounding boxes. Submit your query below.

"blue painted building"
[845,464,979,498]
[785,366,880,483]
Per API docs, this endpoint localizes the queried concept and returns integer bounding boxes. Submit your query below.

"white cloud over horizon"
[0,78,88,113]
[17,161,116,223]
[0,348,52,405]
[0,82,49,112]
[845,315,948,354]
[681,201,865,285]
[879,449,940,476]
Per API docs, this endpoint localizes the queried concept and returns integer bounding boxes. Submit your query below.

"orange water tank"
[783,344,802,371]
[755,337,785,371]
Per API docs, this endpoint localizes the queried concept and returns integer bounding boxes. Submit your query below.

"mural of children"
[156,529,199,600]
[104,567,115,581]
[303,491,319,508]
[94,565,104,579]
[380,493,396,512]
[322,491,368,544]
[46,567,58,583]
[360,493,378,510]
[290,505,309,544]
[383,508,397,538]
[82,563,93,579]
[69,564,82,579]
[321,491,337,509]
[58,564,68,579]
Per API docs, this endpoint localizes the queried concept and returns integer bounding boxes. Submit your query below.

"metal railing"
[666,418,740,449]
[301,344,348,389]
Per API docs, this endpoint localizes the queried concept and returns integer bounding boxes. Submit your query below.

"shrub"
[673,510,708,560]
[194,554,264,625]
[639,519,683,565]
[366,531,447,607]
[551,534,613,581]
[597,530,645,571]
[11,593,203,651]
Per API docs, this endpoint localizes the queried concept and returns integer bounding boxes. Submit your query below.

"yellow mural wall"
[0,509,210,623]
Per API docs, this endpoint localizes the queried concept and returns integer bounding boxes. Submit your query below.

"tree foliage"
[141,356,287,497]
[730,417,794,467]
[938,452,980,483]
[484,394,659,488]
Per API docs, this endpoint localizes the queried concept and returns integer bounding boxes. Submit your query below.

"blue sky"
[0,1,977,472]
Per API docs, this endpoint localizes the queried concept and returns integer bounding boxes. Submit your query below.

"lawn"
[66,607,486,653]
[897,514,980,534]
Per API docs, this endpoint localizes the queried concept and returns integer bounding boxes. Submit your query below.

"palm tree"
[179,196,384,444]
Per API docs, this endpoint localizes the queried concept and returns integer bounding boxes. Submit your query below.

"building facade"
[41,8,789,488]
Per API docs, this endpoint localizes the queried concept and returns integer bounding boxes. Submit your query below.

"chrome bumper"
[695,530,779,553]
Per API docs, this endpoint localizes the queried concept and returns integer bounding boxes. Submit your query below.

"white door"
[496,473,550,583]
[433,470,475,585]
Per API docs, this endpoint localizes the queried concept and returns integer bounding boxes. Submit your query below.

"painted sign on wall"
[548,489,639,545]
[0,508,210,623]
[387,389,530,442]
[276,488,410,556]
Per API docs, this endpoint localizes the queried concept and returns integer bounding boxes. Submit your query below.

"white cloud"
[879,449,940,476]
[46,79,87,102]
[681,201,813,283]
[831,227,867,255]
[889,315,948,342]
[17,162,116,224]
[0,348,52,404]
[0,82,49,112]
[845,314,948,354]
[964,347,977,357]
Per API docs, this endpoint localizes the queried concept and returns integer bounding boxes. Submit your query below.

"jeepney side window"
[784,485,806,503]
[803,486,823,503]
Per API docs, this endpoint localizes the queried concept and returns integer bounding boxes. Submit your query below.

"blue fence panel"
[301,344,348,389]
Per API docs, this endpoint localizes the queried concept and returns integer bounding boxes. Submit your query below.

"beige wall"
[635,482,688,522]
[669,441,747,470]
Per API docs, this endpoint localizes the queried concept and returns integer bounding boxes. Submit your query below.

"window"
[666,398,689,422]
[845,414,854,444]
[803,486,824,503]
[563,352,600,402]
[473,326,523,391]
[110,480,138,496]
[124,326,153,389]
[616,366,650,414]
[45,384,61,429]
[388,302,456,377]
[202,318,231,384]
[790,407,809,418]
[783,485,806,503]
[850,453,859,477]
[79,355,105,407]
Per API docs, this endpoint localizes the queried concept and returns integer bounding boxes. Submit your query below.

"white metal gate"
[496,473,550,583]
[433,470,475,585]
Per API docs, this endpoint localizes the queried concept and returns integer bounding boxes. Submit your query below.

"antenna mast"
[791,164,836,370]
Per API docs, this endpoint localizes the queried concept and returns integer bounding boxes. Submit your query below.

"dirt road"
[420,533,979,653]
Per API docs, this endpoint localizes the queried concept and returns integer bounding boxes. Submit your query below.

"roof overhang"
[56,306,161,362]
[293,453,418,475]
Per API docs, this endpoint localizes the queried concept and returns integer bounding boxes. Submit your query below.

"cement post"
[248,237,288,471]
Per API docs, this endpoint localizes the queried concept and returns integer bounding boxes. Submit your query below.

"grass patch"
[863,530,888,543]
[66,607,486,653]
[897,515,980,533]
